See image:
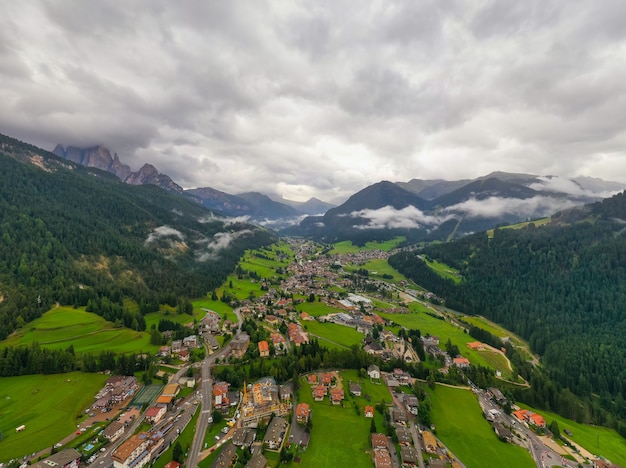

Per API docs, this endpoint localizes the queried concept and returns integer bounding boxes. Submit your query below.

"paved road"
[186,312,243,468]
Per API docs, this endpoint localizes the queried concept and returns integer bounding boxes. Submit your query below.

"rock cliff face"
[53,145,182,192]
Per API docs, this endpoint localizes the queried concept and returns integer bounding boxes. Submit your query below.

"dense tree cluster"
[390,192,626,430]
[0,134,274,340]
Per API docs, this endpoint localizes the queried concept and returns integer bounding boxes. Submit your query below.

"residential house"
[367,364,381,380]
[158,346,171,357]
[164,462,180,468]
[453,357,470,368]
[493,422,513,442]
[258,340,270,357]
[390,407,407,425]
[306,374,318,385]
[371,433,388,450]
[349,382,362,396]
[231,333,250,358]
[232,428,256,448]
[400,446,419,466]
[103,421,125,442]
[331,388,344,405]
[321,373,333,387]
[296,403,310,424]
[265,315,279,326]
[171,340,182,353]
[183,335,198,349]
[31,449,81,468]
[145,405,167,424]
[279,385,291,401]
[364,406,375,418]
[313,385,326,401]
[395,426,412,446]
[245,453,268,468]
[178,349,190,361]
[263,417,288,451]
[211,442,237,468]
[374,449,392,468]
[205,333,220,350]
[405,395,419,416]
[213,381,230,410]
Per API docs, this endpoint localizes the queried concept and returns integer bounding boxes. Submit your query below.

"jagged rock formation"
[53,145,182,193]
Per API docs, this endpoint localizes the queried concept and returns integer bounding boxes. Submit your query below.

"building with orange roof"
[374,449,392,468]
[258,340,270,357]
[156,394,173,405]
[112,433,150,468]
[530,413,546,427]
[213,381,230,410]
[466,341,484,350]
[422,431,437,454]
[313,385,326,401]
[365,405,374,418]
[296,403,310,424]
[453,357,471,368]
[371,433,388,449]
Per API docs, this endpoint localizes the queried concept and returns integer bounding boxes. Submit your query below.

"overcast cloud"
[2,1,626,202]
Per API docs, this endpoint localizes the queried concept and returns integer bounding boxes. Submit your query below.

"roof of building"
[245,453,268,468]
[31,449,82,468]
[156,395,174,404]
[371,433,388,449]
[112,434,147,463]
[258,340,269,352]
[296,403,310,417]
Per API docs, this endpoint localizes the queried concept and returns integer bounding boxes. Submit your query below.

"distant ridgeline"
[390,191,626,433]
[0,134,274,342]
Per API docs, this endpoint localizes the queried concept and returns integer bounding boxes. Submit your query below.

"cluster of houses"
[307,371,345,405]
[91,376,139,413]
[158,334,200,362]
[512,409,546,428]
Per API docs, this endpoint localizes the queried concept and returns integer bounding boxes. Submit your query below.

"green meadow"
[330,237,405,254]
[486,218,551,238]
[2,306,158,354]
[303,321,365,349]
[430,385,534,468]
[423,258,461,283]
[0,372,108,462]
[296,369,393,467]
[345,258,409,284]
[517,404,626,465]
[378,305,510,372]
[297,301,344,317]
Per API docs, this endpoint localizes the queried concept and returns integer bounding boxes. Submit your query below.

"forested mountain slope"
[0,134,274,340]
[390,192,626,425]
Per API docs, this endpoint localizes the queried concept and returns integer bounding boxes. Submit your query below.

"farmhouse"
[32,449,81,468]
[467,341,485,350]
[263,416,288,451]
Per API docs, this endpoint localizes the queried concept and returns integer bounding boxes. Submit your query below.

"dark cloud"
[1,0,626,202]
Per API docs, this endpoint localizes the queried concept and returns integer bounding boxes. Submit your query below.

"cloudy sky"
[2,1,626,202]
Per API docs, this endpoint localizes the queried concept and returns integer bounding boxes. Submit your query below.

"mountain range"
[49,142,626,243]
[289,173,624,243]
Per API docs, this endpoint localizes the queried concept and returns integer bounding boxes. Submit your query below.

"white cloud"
[527,176,619,199]
[195,230,252,262]
[351,205,453,230]
[145,226,185,245]
[445,196,579,219]
[2,1,626,201]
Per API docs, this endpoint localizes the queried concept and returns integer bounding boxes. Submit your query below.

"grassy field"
[303,321,365,349]
[378,305,505,371]
[144,308,204,331]
[2,306,158,354]
[297,301,343,317]
[423,258,462,283]
[191,299,237,324]
[296,370,389,467]
[330,237,405,254]
[345,258,409,284]
[0,372,108,462]
[486,218,551,238]
[517,404,626,465]
[430,385,535,468]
